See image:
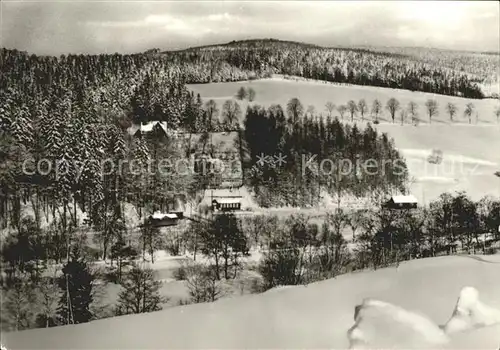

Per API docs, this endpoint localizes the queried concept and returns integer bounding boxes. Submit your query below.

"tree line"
[179,190,500,291]
[164,39,486,99]
[243,191,500,288]
[328,98,500,125]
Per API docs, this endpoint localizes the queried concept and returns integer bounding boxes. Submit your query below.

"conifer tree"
[57,256,94,325]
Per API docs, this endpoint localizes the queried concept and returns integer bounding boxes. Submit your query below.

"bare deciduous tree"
[357,99,368,120]
[347,100,357,122]
[425,99,439,123]
[247,87,256,102]
[325,101,335,117]
[37,277,60,328]
[306,105,316,117]
[348,210,366,241]
[371,99,382,122]
[386,98,400,123]
[222,100,242,129]
[495,106,500,124]
[399,109,407,125]
[407,101,419,125]
[186,265,222,303]
[116,266,166,315]
[286,98,304,123]
[464,103,474,124]
[445,102,457,122]
[337,105,347,120]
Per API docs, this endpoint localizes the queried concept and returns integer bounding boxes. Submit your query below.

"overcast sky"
[2,1,499,55]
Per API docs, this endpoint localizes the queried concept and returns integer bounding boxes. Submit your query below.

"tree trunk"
[142,277,146,313]
[150,236,155,264]
[214,254,220,280]
[224,256,229,280]
[103,236,109,261]
[66,273,73,324]
[142,234,146,262]
[118,258,122,281]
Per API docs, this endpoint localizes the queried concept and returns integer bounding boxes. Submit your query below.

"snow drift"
[348,286,500,349]
[444,286,500,334]
[3,255,500,349]
[348,299,449,349]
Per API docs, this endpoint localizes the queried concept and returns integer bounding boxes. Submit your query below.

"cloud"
[1,1,498,55]
[207,13,233,22]
[83,11,243,41]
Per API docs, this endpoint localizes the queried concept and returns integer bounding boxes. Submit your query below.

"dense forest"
[163,39,491,98]
[365,45,500,88]
[243,102,408,207]
[1,48,203,229]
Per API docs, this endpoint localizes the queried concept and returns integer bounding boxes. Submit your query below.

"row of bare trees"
[324,98,500,125]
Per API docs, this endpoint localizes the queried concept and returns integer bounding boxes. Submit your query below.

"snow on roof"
[391,195,418,204]
[140,123,155,132]
[151,212,178,220]
[213,198,242,204]
[127,124,140,136]
[127,122,168,135]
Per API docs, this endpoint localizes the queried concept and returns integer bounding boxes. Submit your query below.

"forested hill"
[169,38,323,52]
[3,38,498,99]
[161,38,495,99]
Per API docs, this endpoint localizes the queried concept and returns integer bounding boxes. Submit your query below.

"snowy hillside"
[4,255,500,349]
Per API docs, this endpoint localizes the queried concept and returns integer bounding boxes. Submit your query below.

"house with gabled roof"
[383,195,418,210]
[144,210,184,227]
[127,121,168,137]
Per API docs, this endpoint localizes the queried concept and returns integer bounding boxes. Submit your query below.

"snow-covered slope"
[4,255,500,349]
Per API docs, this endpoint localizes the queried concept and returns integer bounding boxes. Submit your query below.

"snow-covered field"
[4,255,500,349]
[377,124,500,203]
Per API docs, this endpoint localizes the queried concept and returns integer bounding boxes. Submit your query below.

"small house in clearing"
[383,195,418,210]
[127,121,168,138]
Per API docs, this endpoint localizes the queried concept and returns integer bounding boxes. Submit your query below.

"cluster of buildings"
[128,123,419,229]
[127,122,245,228]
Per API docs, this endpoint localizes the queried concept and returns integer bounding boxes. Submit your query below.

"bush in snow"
[186,265,222,303]
[259,247,305,289]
